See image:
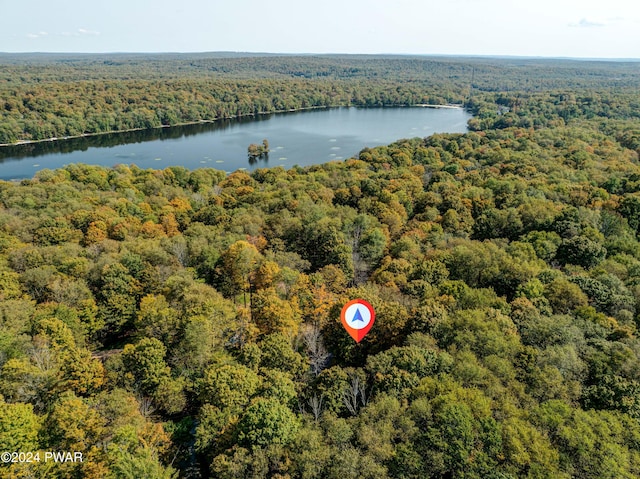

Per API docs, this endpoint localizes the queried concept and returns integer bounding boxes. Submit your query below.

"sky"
[2,0,639,58]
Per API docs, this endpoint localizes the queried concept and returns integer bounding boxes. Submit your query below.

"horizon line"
[1,51,639,62]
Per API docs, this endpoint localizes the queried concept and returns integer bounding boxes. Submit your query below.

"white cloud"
[569,18,606,27]
[78,28,100,36]
[55,29,100,37]
[26,31,50,39]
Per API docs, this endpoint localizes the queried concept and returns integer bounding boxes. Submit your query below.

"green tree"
[134,294,179,345]
[97,262,141,335]
[259,333,308,377]
[0,399,41,452]
[237,398,300,448]
[200,362,261,410]
[121,338,171,396]
[556,235,607,268]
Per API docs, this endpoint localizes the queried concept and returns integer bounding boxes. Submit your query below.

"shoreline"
[0,105,331,148]
[0,104,465,148]
[414,104,464,109]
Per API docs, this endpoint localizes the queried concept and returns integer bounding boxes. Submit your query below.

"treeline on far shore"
[1,53,640,144]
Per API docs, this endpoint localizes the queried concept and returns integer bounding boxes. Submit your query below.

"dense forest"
[1,54,639,144]
[2,54,640,478]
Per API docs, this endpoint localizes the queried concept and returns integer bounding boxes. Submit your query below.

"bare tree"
[342,374,369,416]
[307,394,324,422]
[30,338,56,373]
[346,217,375,284]
[48,277,91,306]
[10,338,60,412]
[138,395,156,419]
[301,323,330,376]
[169,238,189,267]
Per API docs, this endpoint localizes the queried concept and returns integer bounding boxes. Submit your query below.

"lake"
[0,107,471,180]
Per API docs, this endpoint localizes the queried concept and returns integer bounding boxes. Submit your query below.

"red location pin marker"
[341,299,375,343]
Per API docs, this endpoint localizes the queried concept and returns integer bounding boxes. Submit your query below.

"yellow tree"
[251,287,302,337]
[220,240,262,305]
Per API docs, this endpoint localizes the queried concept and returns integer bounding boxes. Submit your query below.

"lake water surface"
[0,107,471,180]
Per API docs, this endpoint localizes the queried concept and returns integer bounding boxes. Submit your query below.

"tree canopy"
[1,53,640,478]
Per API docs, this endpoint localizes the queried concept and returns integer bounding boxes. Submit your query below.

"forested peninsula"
[2,54,640,478]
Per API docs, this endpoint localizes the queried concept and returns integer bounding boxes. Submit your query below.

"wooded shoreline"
[0,105,331,147]
[0,104,463,148]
